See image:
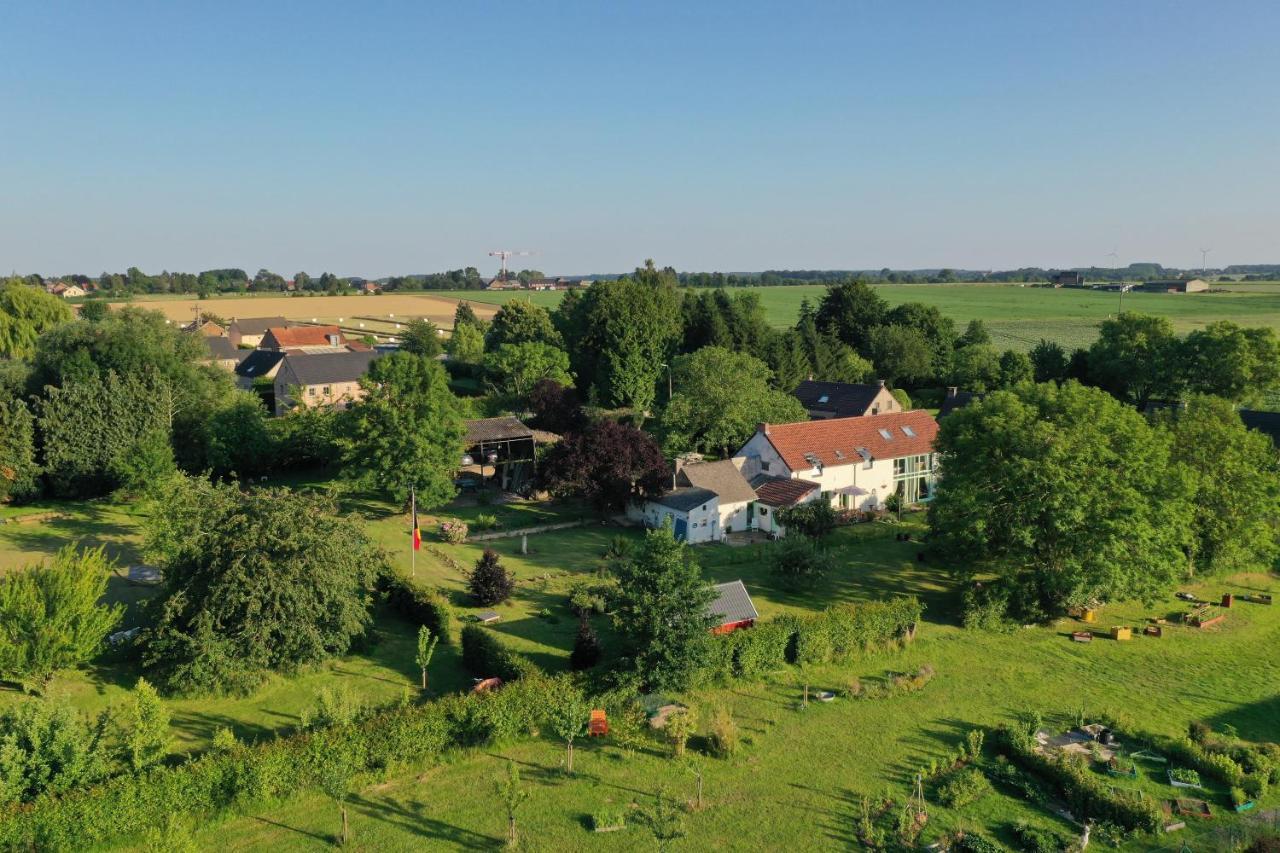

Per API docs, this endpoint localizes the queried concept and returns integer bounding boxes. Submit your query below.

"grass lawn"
[437,282,1280,354]
[157,517,1279,852]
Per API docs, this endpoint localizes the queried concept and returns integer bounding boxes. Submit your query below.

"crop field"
[435,282,1280,353]
[104,292,496,331]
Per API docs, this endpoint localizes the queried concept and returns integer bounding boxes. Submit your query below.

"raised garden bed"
[1246,593,1272,605]
[1167,768,1203,789]
[1107,757,1137,778]
[1235,800,1256,813]
[1172,798,1212,819]
[1190,614,1224,629]
[1071,631,1093,643]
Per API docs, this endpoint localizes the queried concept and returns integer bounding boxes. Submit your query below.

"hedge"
[460,624,543,682]
[994,727,1162,834]
[0,639,553,851]
[379,569,455,645]
[716,596,922,682]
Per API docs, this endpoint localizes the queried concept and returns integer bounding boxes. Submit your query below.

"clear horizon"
[3,1,1278,278]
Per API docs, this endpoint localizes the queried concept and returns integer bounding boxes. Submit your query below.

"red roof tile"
[760,410,939,471]
[262,325,345,348]
[751,475,819,507]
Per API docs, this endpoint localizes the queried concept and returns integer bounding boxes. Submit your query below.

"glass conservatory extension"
[893,453,937,504]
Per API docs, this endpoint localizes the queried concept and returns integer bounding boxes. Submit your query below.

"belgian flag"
[411,487,421,551]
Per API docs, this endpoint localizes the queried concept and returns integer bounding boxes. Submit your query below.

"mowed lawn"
[176,541,1280,852]
[436,282,1280,353]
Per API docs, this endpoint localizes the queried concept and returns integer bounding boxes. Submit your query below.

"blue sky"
[2,1,1277,277]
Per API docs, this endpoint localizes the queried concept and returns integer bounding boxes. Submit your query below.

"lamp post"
[659,362,673,402]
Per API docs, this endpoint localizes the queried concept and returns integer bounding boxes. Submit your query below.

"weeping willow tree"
[0,280,71,358]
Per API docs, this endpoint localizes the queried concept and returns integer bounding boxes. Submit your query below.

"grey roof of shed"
[465,416,534,444]
[651,486,717,513]
[235,349,285,378]
[281,350,380,385]
[677,460,756,505]
[707,580,758,626]
[229,316,289,335]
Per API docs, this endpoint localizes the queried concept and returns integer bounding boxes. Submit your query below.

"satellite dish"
[461,454,475,466]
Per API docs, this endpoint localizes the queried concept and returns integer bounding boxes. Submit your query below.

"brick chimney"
[877,379,886,388]
[947,386,958,398]
[758,422,770,436]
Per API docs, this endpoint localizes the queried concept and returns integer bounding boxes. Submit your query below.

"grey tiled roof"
[707,580,758,626]
[652,486,716,513]
[282,350,380,385]
[235,349,285,377]
[230,316,289,335]
[678,460,756,505]
[465,416,534,444]
[203,336,245,362]
[793,380,886,417]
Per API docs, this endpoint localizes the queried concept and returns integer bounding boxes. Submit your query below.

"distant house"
[484,277,524,291]
[260,324,347,351]
[707,580,758,635]
[1052,271,1084,287]
[360,281,381,294]
[183,319,227,337]
[937,387,983,419]
[735,410,941,511]
[1139,279,1209,293]
[228,316,289,348]
[202,336,247,371]
[527,278,560,291]
[792,379,901,420]
[749,475,820,537]
[1096,282,1135,293]
[462,416,538,492]
[273,350,380,414]
[49,283,86,298]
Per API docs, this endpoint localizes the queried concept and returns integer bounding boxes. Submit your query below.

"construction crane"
[488,249,534,282]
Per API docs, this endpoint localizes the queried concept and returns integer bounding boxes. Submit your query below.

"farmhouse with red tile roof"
[734,410,940,513]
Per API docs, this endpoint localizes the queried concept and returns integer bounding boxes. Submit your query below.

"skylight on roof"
[878,428,893,440]
[817,395,829,404]
[856,447,872,462]
[803,452,822,468]
[834,449,845,460]
[902,425,916,437]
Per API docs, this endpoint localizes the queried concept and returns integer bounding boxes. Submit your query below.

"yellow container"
[1082,609,1097,623]
[1111,626,1131,641]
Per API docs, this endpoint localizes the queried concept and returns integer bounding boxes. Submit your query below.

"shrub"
[768,537,835,590]
[962,583,1015,632]
[952,833,1004,853]
[935,767,993,808]
[890,664,936,695]
[378,570,454,645]
[473,513,501,532]
[570,621,602,671]
[1011,821,1065,853]
[707,706,739,758]
[439,520,468,544]
[459,625,541,682]
[0,698,112,806]
[467,549,515,606]
[776,501,837,539]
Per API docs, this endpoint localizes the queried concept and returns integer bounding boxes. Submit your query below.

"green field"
[5,488,1278,850]
[440,283,1280,353]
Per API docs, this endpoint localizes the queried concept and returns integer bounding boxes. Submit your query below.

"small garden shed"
[708,580,759,635]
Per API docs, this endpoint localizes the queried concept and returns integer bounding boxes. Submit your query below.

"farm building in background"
[1138,279,1209,293]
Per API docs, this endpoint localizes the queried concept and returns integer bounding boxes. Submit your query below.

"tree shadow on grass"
[348,792,499,850]
[1206,694,1280,743]
[169,709,280,746]
[251,815,330,843]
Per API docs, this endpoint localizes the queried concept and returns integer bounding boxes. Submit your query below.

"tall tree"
[484,299,561,349]
[446,321,485,365]
[1087,313,1180,406]
[950,344,1002,393]
[611,523,716,692]
[660,346,806,455]
[885,302,956,381]
[997,349,1034,388]
[928,382,1191,618]
[815,280,887,351]
[1178,321,1280,404]
[1160,396,1280,576]
[338,352,465,508]
[866,325,933,386]
[142,477,384,694]
[956,319,992,348]
[542,419,669,512]
[1029,339,1069,384]
[398,318,443,358]
[0,398,40,503]
[0,280,72,358]
[0,546,123,690]
[453,300,483,330]
[483,342,573,396]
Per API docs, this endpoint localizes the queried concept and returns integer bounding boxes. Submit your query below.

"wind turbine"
[1198,248,1212,273]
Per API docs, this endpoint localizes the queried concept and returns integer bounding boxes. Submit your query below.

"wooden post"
[521,533,528,555]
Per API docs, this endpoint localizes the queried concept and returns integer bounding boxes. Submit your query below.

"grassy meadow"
[4,486,1279,850]
[437,282,1280,353]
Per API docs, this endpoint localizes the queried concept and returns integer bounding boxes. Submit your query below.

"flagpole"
[411,486,416,579]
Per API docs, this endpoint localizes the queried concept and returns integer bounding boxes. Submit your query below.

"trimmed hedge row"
[706,596,923,683]
[995,727,1162,834]
[379,569,455,645]
[0,648,552,851]
[460,624,543,682]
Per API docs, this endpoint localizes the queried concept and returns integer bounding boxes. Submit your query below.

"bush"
[1011,821,1064,853]
[962,583,1015,632]
[570,621,602,671]
[472,513,501,532]
[590,808,626,831]
[935,767,993,808]
[378,570,455,646]
[776,501,837,539]
[460,625,541,682]
[438,520,468,544]
[707,706,739,758]
[768,537,835,590]
[0,698,112,805]
[467,549,515,606]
